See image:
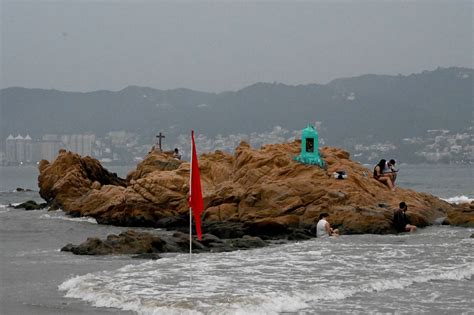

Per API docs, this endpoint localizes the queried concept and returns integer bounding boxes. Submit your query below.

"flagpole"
[189,131,193,286]
[189,206,193,285]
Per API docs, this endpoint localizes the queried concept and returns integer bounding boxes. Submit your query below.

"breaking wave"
[59,264,473,315]
[0,204,10,213]
[41,211,97,224]
[442,195,474,204]
[59,231,474,315]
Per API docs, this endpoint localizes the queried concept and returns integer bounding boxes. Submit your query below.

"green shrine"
[293,124,324,167]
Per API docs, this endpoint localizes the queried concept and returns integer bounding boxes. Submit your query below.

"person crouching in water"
[373,159,395,191]
[393,202,417,233]
[316,213,340,238]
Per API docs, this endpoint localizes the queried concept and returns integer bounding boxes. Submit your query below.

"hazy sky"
[1,1,472,92]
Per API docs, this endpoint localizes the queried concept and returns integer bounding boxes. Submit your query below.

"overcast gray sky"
[1,1,472,92]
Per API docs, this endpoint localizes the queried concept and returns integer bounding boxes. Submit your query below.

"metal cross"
[156,132,165,151]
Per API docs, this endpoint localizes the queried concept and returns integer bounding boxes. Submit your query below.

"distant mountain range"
[1,67,472,151]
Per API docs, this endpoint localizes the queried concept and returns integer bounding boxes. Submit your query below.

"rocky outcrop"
[444,202,474,227]
[39,142,469,240]
[61,229,267,256]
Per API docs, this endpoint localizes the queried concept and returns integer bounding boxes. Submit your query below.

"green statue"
[294,124,324,167]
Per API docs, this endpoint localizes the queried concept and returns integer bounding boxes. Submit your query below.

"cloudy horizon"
[1,1,472,93]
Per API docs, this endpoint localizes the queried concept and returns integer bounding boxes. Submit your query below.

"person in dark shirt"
[393,202,417,233]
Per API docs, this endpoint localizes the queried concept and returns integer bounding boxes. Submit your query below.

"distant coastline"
[1,67,472,165]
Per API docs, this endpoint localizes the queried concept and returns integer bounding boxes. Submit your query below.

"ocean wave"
[442,195,474,204]
[0,189,35,193]
[0,203,21,212]
[58,260,473,315]
[0,204,10,213]
[0,189,18,193]
[15,248,60,257]
[41,211,97,224]
[0,202,22,207]
[359,265,473,292]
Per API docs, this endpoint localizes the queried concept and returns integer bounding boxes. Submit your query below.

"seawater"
[0,164,473,314]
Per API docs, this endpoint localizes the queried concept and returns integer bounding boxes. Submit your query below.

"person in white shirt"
[316,213,339,238]
[172,148,182,160]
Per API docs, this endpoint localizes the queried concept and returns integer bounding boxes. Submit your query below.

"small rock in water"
[61,244,74,252]
[15,187,33,192]
[14,200,47,210]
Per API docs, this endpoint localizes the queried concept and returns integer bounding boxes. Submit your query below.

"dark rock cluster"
[61,229,268,257]
[13,200,47,210]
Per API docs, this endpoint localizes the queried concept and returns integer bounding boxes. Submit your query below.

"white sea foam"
[15,248,59,257]
[0,204,10,213]
[59,242,474,315]
[59,264,473,315]
[59,229,474,313]
[0,203,21,212]
[442,195,474,204]
[41,211,97,224]
[1,189,35,193]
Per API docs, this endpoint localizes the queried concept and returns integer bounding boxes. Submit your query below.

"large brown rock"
[38,142,468,237]
[444,202,474,226]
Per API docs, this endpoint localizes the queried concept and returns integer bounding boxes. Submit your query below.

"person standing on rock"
[316,213,339,238]
[393,202,417,233]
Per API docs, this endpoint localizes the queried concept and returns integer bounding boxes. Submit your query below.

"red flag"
[189,130,204,240]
